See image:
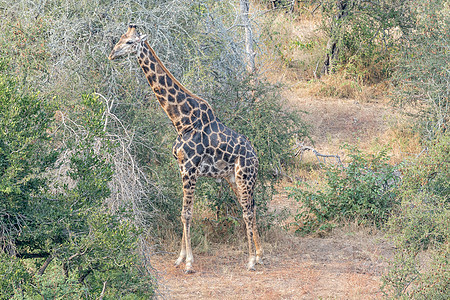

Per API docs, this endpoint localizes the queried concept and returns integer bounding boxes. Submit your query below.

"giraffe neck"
[137,41,216,134]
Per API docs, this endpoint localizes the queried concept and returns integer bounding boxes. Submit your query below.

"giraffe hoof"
[256,256,264,265]
[247,256,256,271]
[174,258,184,267]
[247,262,256,271]
[184,261,195,274]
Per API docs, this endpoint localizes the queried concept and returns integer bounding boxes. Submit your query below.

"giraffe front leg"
[182,210,194,274]
[180,173,197,274]
[174,227,186,267]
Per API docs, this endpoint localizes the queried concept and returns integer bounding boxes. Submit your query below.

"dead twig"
[37,255,53,276]
[294,142,343,167]
[98,281,107,300]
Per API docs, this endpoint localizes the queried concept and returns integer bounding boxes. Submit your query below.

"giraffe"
[109,25,263,273]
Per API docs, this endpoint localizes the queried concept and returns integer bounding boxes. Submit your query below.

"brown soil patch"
[152,230,393,299]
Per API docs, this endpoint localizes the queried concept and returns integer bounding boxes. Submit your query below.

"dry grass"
[287,93,397,153]
[280,76,421,167]
[380,122,423,164]
[304,73,390,103]
[260,10,324,83]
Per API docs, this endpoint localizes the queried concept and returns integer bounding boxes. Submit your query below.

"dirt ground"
[151,226,394,299]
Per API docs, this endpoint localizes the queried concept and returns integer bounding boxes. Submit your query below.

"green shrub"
[382,134,449,299]
[288,144,400,234]
[0,58,57,254]
[0,62,154,299]
[320,0,414,82]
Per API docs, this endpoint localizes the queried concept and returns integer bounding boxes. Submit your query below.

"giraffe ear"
[140,34,148,42]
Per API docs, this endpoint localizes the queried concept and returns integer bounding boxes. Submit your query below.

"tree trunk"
[240,0,256,74]
[270,0,296,12]
[321,0,351,75]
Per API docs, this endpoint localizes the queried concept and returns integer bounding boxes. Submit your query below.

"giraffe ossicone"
[109,24,263,273]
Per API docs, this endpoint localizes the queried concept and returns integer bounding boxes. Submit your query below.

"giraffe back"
[172,118,258,180]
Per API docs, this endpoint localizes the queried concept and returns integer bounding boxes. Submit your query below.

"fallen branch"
[37,255,53,276]
[294,142,343,167]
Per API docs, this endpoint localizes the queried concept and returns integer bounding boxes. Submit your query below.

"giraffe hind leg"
[241,199,259,271]
[238,182,263,271]
[234,174,261,270]
[253,214,263,264]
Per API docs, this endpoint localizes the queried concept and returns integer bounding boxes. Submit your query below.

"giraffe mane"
[143,41,214,110]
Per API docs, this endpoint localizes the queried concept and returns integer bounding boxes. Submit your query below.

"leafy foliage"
[288,144,400,233]
[0,59,58,254]
[319,0,414,82]
[0,63,154,298]
[382,134,449,299]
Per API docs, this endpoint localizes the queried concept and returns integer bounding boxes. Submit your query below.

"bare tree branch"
[294,141,343,166]
[240,0,256,74]
[37,255,53,276]
[98,281,107,300]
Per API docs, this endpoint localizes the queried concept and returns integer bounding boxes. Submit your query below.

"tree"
[0,61,154,298]
[321,0,352,75]
[0,59,57,258]
[240,0,256,74]
[317,0,414,81]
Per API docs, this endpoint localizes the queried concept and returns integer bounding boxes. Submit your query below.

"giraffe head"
[108,24,147,60]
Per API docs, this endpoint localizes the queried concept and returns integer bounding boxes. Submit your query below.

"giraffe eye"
[126,41,133,45]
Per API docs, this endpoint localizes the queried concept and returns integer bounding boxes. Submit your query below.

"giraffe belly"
[198,155,234,178]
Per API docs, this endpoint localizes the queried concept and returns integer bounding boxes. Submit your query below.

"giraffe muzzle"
[108,51,117,60]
